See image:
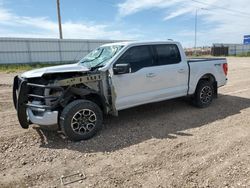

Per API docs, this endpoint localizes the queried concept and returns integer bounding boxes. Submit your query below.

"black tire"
[192,80,214,108]
[60,99,103,141]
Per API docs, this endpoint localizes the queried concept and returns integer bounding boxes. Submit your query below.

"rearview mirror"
[113,63,130,75]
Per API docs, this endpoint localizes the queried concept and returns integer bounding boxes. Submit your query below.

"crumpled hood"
[21,63,90,78]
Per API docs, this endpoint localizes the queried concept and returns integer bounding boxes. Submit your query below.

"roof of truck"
[101,40,179,47]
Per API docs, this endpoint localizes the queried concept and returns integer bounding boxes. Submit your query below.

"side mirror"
[113,63,130,75]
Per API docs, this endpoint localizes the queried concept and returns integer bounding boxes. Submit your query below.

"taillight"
[223,63,228,76]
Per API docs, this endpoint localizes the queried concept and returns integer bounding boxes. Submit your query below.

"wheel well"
[84,93,105,111]
[197,74,218,97]
[58,93,105,131]
[199,74,216,84]
[63,87,106,112]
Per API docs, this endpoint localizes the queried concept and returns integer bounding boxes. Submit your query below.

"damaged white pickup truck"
[13,41,228,141]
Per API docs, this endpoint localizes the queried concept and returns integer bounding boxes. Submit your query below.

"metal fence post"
[87,40,90,54]
[26,40,32,63]
[58,39,63,63]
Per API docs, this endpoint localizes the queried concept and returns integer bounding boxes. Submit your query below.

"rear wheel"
[60,100,103,141]
[192,80,214,108]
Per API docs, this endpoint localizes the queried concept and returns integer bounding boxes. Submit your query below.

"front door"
[111,45,155,110]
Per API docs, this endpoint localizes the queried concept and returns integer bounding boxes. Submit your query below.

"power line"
[191,0,250,17]
[195,6,250,20]
[190,7,250,27]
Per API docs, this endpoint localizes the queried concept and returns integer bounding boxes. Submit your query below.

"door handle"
[146,73,156,78]
[178,69,185,73]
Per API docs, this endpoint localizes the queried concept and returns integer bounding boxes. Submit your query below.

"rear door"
[147,44,189,99]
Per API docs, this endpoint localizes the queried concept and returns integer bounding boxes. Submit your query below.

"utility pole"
[57,0,63,39]
[194,8,207,56]
[194,9,198,56]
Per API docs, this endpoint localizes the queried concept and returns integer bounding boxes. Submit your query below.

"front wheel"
[60,100,103,141]
[192,80,214,108]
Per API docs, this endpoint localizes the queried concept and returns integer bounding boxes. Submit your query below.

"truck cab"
[107,41,189,110]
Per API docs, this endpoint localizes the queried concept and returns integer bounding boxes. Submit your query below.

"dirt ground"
[0,57,250,188]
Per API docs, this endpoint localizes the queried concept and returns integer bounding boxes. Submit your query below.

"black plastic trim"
[188,58,226,63]
[12,75,19,109]
[16,79,29,129]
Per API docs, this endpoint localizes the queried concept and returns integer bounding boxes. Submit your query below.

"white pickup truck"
[13,41,228,141]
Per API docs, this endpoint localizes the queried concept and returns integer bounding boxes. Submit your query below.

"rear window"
[154,44,181,65]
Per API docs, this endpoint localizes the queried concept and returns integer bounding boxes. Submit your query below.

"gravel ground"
[0,57,250,188]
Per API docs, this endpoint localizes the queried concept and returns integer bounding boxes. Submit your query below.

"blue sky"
[0,0,249,47]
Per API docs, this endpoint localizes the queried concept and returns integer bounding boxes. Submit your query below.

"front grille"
[13,76,63,129]
[26,82,64,109]
[13,76,64,110]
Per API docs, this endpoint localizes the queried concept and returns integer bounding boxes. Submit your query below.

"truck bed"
[187,57,227,95]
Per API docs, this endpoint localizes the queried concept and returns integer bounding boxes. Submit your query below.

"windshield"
[79,45,124,68]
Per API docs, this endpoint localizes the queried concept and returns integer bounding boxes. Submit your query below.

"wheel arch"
[199,73,216,82]
[196,73,218,97]
[85,93,106,112]
[66,87,108,114]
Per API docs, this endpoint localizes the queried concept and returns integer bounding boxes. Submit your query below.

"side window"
[154,44,181,66]
[116,45,153,72]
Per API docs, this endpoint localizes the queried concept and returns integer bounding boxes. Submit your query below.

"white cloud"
[0,5,139,40]
[163,6,194,20]
[0,0,249,46]
[118,0,181,17]
[118,0,250,46]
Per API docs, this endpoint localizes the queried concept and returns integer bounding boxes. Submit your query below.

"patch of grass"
[235,52,250,57]
[0,62,73,73]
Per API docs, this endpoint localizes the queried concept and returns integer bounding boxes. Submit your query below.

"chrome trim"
[27,108,58,126]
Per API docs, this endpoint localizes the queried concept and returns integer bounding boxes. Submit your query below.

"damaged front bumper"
[27,108,58,126]
[13,76,61,128]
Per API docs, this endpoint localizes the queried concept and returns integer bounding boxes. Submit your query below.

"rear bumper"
[13,76,60,128]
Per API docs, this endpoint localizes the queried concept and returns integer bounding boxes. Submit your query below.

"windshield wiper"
[90,59,108,70]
